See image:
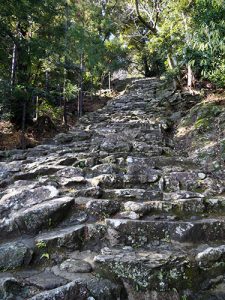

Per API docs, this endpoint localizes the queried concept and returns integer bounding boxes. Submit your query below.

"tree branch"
[134,0,157,34]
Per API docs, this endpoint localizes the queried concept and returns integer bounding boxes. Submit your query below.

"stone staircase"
[0,78,225,300]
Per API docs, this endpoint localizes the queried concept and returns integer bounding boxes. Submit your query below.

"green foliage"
[121,0,225,86]
[0,0,129,125]
[194,118,210,130]
[206,60,225,88]
[194,103,222,131]
[64,81,79,101]
[40,253,50,260]
[0,80,11,120]
[163,67,180,84]
[36,240,50,260]
[78,160,86,169]
[36,240,47,249]
[39,100,63,121]
[186,0,225,86]
[0,0,224,128]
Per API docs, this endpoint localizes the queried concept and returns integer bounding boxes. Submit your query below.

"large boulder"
[0,241,33,270]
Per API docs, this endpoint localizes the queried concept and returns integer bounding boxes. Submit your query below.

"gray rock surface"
[0,241,33,270]
[60,259,92,273]
[0,78,224,299]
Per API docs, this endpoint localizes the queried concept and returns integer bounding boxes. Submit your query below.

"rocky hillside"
[0,78,225,300]
[175,92,225,173]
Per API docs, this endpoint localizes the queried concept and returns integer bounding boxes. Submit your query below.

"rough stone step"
[160,171,216,194]
[94,244,225,298]
[163,191,205,201]
[101,187,218,202]
[74,195,224,221]
[91,126,164,135]
[2,163,214,198]
[85,198,121,220]
[92,173,207,191]
[88,160,204,179]
[54,166,86,187]
[1,244,224,299]
[205,196,225,213]
[35,222,107,253]
[1,77,223,299]
[51,258,125,299]
[122,155,198,169]
[0,183,59,214]
[35,224,86,251]
[54,131,92,145]
[0,239,34,271]
[13,165,64,180]
[28,280,89,299]
[0,196,74,238]
[56,155,78,166]
[106,218,225,246]
[0,248,124,298]
[73,186,102,198]
[94,140,166,151]
[102,188,163,201]
[25,142,92,157]
[92,123,162,132]
[92,172,213,196]
[94,155,198,174]
[121,198,205,217]
[1,251,125,299]
[0,273,38,299]
[71,196,207,222]
[28,275,123,300]
[196,284,225,300]
[17,269,68,291]
[14,152,192,174]
[94,247,192,294]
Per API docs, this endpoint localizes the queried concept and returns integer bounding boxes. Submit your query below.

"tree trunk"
[167,54,174,70]
[91,74,94,102]
[167,54,180,90]
[78,52,84,118]
[11,43,17,90]
[63,2,69,126]
[143,54,151,77]
[134,0,157,34]
[35,96,39,120]
[10,23,19,92]
[108,72,111,90]
[63,72,67,125]
[12,21,32,127]
[182,13,195,88]
[20,99,26,149]
[187,64,194,88]
[78,82,83,118]
[100,72,106,94]
[45,70,49,99]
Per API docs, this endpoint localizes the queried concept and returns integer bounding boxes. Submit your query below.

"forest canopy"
[0,0,224,129]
